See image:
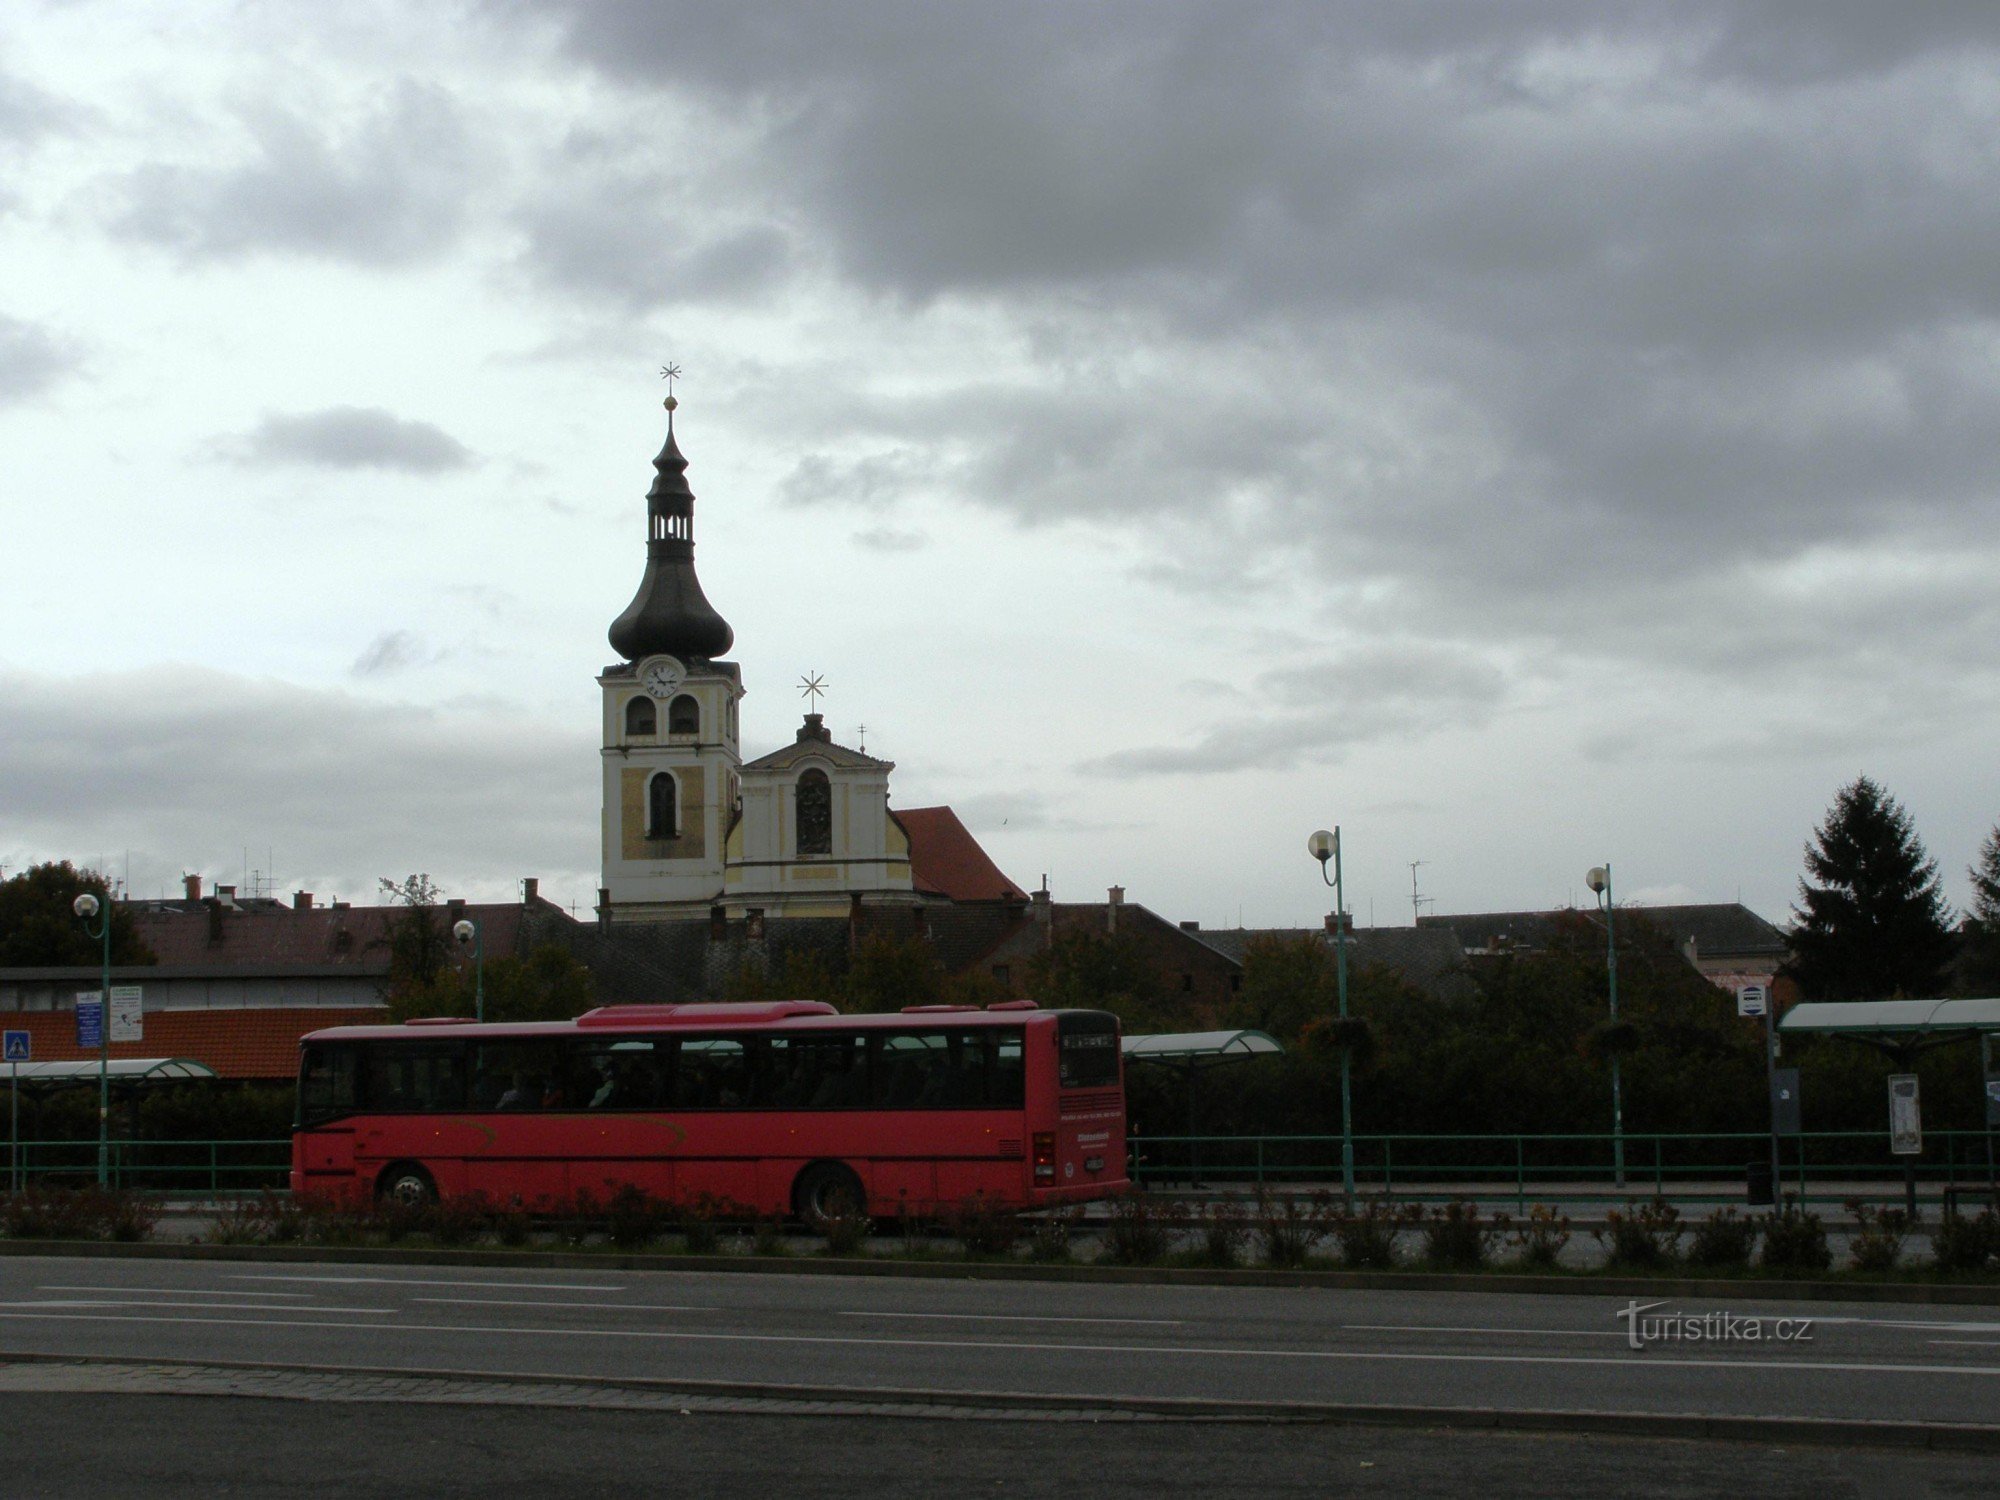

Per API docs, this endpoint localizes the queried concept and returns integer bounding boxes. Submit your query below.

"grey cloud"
[1083,643,1508,777]
[851,526,928,553]
[0,666,596,901]
[510,137,792,307]
[0,68,80,144]
[105,81,476,265]
[0,314,79,405]
[350,630,435,678]
[229,407,474,473]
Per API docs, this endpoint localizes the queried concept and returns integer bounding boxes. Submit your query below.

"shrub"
[1256,1192,1338,1268]
[751,1213,788,1257]
[552,1190,601,1248]
[372,1192,429,1245]
[2,1185,102,1240]
[674,1192,737,1254]
[1506,1204,1572,1270]
[426,1191,496,1247]
[1100,1193,1187,1266]
[945,1192,1024,1259]
[101,1191,162,1243]
[493,1202,532,1247]
[1686,1208,1758,1270]
[816,1202,871,1257]
[1846,1200,1912,1273]
[1196,1201,1251,1268]
[1593,1198,1683,1270]
[1759,1198,1832,1274]
[1932,1208,1997,1273]
[207,1195,276,1245]
[1331,1198,1415,1270]
[604,1185,669,1249]
[1026,1206,1080,1264]
[1420,1200,1496,1271]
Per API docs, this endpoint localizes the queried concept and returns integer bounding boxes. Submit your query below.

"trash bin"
[1745,1159,1775,1207]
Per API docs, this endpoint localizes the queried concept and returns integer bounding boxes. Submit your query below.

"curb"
[4,1237,2000,1304]
[3,1349,1998,1453]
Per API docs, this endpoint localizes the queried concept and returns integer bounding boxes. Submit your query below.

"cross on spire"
[798,671,827,711]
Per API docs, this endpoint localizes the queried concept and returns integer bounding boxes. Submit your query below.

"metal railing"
[4,1139,291,1196]
[1131,1130,2000,1210]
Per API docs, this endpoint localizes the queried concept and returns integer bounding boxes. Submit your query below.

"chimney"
[293,891,314,910]
[215,884,238,908]
[183,874,203,902]
[447,897,466,924]
[522,877,539,904]
[1107,885,1124,934]
[1180,920,1200,932]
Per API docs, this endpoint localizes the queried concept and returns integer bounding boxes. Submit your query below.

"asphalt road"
[4,1394,1992,1500]
[4,1252,2000,1430]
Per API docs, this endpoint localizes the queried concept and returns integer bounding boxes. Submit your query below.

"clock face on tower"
[639,656,686,699]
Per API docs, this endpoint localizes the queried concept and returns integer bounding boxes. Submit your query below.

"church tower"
[598,394,744,922]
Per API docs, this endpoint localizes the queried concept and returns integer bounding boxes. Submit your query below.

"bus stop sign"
[1888,1074,1922,1155]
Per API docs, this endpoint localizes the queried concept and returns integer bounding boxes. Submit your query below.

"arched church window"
[668,694,699,736]
[648,772,678,839]
[625,697,656,736]
[796,769,832,856]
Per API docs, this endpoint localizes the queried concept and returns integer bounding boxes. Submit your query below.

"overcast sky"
[4,2,1998,931]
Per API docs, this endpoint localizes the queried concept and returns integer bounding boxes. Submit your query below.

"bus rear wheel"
[792,1162,865,1224]
[377,1163,436,1209]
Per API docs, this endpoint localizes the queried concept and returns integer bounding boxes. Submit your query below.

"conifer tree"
[1787,777,1953,1001]
[1963,824,2000,993]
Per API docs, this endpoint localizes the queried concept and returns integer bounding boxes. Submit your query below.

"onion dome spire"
[608,379,735,661]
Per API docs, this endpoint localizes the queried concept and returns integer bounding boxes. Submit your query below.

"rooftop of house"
[1418,902,1787,958]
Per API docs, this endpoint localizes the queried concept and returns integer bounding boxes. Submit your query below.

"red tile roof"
[894,806,1028,903]
[0,1007,386,1080]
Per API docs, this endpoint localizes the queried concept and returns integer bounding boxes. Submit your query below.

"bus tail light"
[1032,1133,1056,1181]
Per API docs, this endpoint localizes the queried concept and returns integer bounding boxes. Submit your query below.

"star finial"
[798,672,827,711]
[660,363,681,415]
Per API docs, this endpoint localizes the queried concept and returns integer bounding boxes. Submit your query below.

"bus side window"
[362,1045,466,1112]
[993,1032,1024,1107]
[299,1044,358,1126]
[674,1038,747,1108]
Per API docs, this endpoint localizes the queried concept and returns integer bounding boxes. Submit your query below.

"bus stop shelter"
[1122,1030,1282,1184]
[1779,998,2000,1213]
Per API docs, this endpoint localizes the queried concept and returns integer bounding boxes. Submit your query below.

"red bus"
[292,1001,1127,1218]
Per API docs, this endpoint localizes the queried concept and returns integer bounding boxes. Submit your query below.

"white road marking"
[0,1301,396,1314]
[839,1311,1183,1327]
[413,1298,715,1312]
[229,1275,624,1292]
[4,1308,2000,1380]
[1931,1340,2000,1348]
[1344,1324,1627,1339]
[40,1286,316,1299]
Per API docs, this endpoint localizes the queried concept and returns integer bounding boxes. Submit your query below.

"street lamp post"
[1586,864,1626,1190]
[1309,828,1356,1201]
[71,892,112,1187]
[453,919,484,1023]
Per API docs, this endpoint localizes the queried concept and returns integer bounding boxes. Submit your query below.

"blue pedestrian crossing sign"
[3,1031,28,1063]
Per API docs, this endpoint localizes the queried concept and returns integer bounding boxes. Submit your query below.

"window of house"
[648,772,677,839]
[796,768,832,855]
[668,694,699,735]
[625,697,656,736]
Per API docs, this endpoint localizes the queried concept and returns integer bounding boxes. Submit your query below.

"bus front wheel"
[377,1163,436,1209]
[792,1162,865,1224]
